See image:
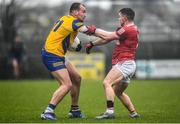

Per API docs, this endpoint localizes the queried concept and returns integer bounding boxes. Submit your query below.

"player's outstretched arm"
[85,38,108,54]
[95,29,119,41]
[91,38,108,46]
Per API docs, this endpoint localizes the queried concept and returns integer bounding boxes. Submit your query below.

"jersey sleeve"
[72,20,84,31]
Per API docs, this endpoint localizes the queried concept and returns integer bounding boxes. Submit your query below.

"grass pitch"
[0,79,180,123]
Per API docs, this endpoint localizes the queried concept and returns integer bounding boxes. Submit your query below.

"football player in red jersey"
[85,8,140,119]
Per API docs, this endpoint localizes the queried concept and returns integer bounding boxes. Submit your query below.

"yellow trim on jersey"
[44,15,84,57]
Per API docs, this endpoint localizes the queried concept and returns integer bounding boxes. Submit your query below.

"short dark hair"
[69,2,85,13]
[119,8,135,21]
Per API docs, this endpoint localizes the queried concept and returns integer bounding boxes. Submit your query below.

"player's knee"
[114,88,119,95]
[116,90,123,97]
[103,79,111,87]
[75,75,82,84]
[64,83,73,90]
[71,74,81,87]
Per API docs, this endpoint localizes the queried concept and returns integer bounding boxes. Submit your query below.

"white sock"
[45,107,54,113]
[106,108,114,114]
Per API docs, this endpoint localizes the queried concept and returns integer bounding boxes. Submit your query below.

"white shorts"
[114,60,136,83]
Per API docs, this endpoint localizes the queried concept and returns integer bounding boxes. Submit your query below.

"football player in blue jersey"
[40,2,96,120]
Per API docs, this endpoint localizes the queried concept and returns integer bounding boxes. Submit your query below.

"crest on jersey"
[75,22,83,27]
[117,28,125,35]
[53,62,64,67]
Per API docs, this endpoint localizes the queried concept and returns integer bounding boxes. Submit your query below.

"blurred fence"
[1,41,180,79]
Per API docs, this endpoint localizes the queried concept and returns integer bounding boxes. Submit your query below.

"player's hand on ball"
[85,41,94,54]
[75,41,82,52]
[86,25,96,35]
[68,37,82,52]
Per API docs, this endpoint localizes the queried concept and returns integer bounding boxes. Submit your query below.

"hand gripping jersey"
[112,23,139,65]
[44,15,84,57]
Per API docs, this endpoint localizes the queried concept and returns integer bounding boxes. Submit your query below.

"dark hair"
[69,2,85,13]
[119,8,135,21]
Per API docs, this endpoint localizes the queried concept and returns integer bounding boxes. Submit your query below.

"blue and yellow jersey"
[44,15,84,57]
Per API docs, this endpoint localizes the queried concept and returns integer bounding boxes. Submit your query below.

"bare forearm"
[95,29,118,41]
[95,29,111,40]
[91,38,109,46]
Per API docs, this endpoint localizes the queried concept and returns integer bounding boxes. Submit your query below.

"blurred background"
[0,0,180,80]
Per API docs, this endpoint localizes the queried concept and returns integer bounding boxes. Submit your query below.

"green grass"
[0,79,180,123]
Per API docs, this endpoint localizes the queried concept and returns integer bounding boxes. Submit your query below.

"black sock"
[71,105,79,111]
[107,100,114,108]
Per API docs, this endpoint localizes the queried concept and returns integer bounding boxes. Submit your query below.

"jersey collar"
[126,22,135,27]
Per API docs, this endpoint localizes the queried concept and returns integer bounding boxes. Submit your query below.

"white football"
[68,37,81,51]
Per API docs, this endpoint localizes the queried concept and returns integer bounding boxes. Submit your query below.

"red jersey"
[112,23,139,65]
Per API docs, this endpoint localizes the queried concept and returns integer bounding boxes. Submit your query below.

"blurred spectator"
[8,36,27,79]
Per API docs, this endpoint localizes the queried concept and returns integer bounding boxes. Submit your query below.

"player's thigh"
[115,60,136,83]
[65,60,81,82]
[51,69,72,86]
[104,66,124,86]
